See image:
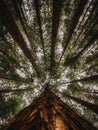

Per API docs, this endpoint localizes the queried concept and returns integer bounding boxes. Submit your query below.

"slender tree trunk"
[76,16,98,51]
[59,0,88,62]
[18,1,29,30]
[76,31,98,59]
[0,88,33,94]
[0,0,40,75]
[50,0,62,67]
[0,75,14,81]
[82,89,98,94]
[13,0,37,58]
[74,63,98,76]
[0,74,33,84]
[86,51,98,64]
[75,0,94,35]
[12,0,31,44]
[0,32,19,57]
[60,92,98,115]
[73,0,95,47]
[63,74,98,83]
[34,0,45,59]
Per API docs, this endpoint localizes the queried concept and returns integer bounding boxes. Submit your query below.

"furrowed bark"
[4,89,96,130]
[0,0,40,74]
[59,0,88,63]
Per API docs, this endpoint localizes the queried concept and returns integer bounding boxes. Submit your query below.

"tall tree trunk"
[76,15,98,51]
[0,74,33,84]
[0,0,40,75]
[0,32,19,57]
[33,0,45,59]
[0,88,33,94]
[50,0,62,67]
[86,51,98,64]
[76,31,98,59]
[0,75,15,81]
[17,1,29,30]
[75,63,98,76]
[59,0,88,63]
[60,92,98,115]
[12,0,31,44]
[64,74,98,83]
[75,0,94,35]
[73,0,95,47]
[82,89,98,94]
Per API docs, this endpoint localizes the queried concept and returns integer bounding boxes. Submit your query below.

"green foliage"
[67,83,82,95]
[64,54,80,69]
[0,0,98,129]
[0,94,26,123]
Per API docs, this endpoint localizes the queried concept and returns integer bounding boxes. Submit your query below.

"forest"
[0,0,98,129]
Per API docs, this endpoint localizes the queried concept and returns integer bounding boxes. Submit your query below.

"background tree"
[0,0,98,129]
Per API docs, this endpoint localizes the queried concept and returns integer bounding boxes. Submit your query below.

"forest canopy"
[0,0,98,129]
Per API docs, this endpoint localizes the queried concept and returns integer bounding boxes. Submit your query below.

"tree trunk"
[76,16,98,51]
[50,0,62,67]
[73,0,95,47]
[61,92,98,115]
[82,89,98,94]
[0,0,40,75]
[75,63,98,76]
[0,32,19,57]
[66,74,98,83]
[12,0,31,44]
[33,0,45,54]
[17,1,29,30]
[75,0,94,35]
[0,88,33,94]
[59,0,88,62]
[76,31,98,59]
